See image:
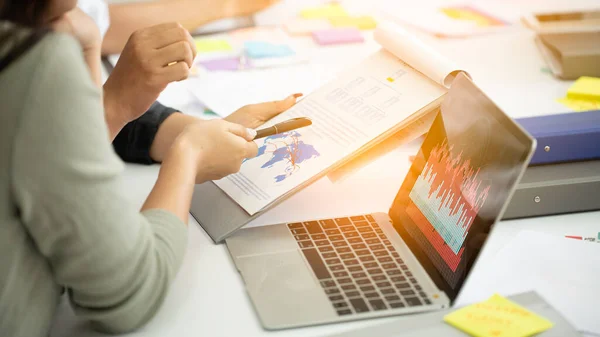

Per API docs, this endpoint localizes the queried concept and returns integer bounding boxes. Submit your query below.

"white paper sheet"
[213,50,445,215]
[374,21,471,88]
[456,230,600,335]
[186,63,334,117]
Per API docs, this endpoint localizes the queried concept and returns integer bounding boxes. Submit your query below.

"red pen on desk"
[565,235,599,243]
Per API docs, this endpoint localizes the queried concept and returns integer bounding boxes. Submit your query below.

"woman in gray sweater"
[0,0,298,336]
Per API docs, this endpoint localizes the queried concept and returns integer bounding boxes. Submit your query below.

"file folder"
[503,159,600,219]
[515,110,600,165]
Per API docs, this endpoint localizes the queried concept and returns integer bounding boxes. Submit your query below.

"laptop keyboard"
[288,214,432,316]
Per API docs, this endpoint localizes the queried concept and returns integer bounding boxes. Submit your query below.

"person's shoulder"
[0,22,82,72]
[34,32,83,65]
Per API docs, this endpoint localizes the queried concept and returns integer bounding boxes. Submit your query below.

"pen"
[254,117,312,139]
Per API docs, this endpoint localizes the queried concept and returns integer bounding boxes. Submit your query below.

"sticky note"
[440,6,507,27]
[301,4,347,19]
[566,76,600,101]
[443,294,553,337]
[556,97,600,112]
[329,16,377,30]
[284,19,332,35]
[312,28,364,45]
[198,57,241,71]
[244,41,295,59]
[194,38,233,53]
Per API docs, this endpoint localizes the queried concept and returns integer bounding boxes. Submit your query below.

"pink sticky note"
[199,57,242,71]
[312,28,364,45]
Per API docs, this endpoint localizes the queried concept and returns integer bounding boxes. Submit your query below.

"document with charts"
[213,21,470,215]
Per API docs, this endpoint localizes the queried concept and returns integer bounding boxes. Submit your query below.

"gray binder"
[503,160,600,219]
[324,292,581,337]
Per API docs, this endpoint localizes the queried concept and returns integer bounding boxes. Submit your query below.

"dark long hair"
[0,0,50,27]
[0,0,50,72]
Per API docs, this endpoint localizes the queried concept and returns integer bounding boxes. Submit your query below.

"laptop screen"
[388,74,535,302]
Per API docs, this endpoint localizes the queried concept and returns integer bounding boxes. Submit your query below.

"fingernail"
[246,128,257,140]
[293,93,303,98]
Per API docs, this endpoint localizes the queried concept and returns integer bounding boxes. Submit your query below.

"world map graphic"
[245,131,320,182]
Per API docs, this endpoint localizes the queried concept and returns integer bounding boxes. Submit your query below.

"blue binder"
[516,110,600,165]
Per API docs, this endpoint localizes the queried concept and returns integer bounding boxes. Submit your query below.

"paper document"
[456,230,600,335]
[187,63,333,117]
[374,21,470,87]
[211,21,468,215]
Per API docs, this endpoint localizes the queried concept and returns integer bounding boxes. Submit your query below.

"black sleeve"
[112,101,180,165]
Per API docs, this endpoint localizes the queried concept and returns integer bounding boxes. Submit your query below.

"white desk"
[50,1,600,336]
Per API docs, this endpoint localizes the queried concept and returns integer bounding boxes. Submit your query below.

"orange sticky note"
[443,294,553,337]
[329,16,377,30]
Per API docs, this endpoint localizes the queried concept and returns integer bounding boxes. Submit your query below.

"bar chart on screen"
[406,140,490,272]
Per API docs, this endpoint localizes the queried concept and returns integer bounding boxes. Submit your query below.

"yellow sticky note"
[329,16,377,30]
[566,76,600,101]
[557,97,600,112]
[194,38,233,53]
[443,294,553,337]
[301,4,348,19]
[440,6,507,27]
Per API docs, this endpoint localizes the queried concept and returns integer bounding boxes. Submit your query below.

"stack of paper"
[456,230,600,336]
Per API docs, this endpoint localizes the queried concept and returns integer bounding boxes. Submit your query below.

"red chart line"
[407,140,490,271]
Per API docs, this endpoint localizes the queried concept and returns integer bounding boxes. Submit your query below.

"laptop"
[225,74,536,329]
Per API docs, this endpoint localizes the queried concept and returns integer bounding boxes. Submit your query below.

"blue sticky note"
[244,41,295,59]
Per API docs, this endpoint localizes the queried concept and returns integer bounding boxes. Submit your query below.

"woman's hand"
[173,119,258,183]
[50,8,103,86]
[103,23,197,139]
[225,93,302,129]
[146,92,300,163]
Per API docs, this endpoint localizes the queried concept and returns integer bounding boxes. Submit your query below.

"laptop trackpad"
[236,250,335,328]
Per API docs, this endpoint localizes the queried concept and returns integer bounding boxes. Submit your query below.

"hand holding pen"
[254,117,313,139]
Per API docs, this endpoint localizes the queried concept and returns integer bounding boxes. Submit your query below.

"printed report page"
[213,49,447,215]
